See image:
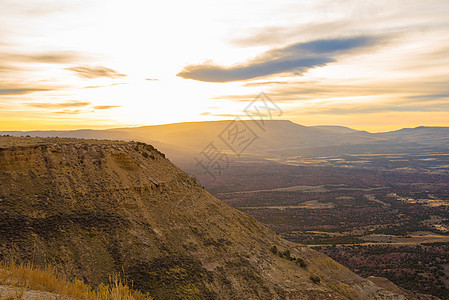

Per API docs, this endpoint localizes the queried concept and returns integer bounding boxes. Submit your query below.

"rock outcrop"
[0,136,406,299]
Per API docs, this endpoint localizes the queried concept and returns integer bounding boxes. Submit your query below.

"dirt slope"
[0,136,406,299]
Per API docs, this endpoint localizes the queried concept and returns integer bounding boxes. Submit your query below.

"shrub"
[309,274,321,284]
[296,258,307,268]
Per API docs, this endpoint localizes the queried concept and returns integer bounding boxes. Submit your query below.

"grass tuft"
[0,261,152,299]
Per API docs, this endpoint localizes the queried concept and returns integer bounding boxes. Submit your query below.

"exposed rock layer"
[0,137,406,299]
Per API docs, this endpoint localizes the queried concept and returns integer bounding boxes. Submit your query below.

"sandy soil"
[0,285,65,299]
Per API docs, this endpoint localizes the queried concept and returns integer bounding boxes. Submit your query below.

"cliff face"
[0,137,404,299]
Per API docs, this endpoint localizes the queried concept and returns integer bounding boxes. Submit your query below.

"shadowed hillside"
[0,136,407,299]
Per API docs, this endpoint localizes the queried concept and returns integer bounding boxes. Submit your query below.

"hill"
[2,121,448,168]
[310,126,361,134]
[0,136,405,299]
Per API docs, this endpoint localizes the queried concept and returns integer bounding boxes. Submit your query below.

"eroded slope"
[0,137,404,299]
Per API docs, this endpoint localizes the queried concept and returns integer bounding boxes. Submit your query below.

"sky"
[0,0,448,132]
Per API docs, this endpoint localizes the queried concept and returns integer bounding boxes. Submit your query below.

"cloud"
[93,105,120,110]
[177,36,380,82]
[272,78,449,102]
[178,58,331,83]
[243,81,290,87]
[66,66,126,79]
[1,51,82,64]
[26,101,91,109]
[0,64,19,73]
[212,94,260,102]
[24,101,120,113]
[145,78,159,81]
[231,21,351,47]
[0,0,76,16]
[408,93,449,101]
[0,88,50,95]
[305,102,449,115]
[84,85,103,89]
[54,109,82,114]
[200,112,251,118]
[83,82,128,89]
[0,80,64,96]
[84,82,127,89]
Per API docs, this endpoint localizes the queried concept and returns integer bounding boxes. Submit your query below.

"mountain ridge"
[1,120,448,166]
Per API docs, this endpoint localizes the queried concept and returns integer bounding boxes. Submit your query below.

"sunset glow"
[1,0,448,132]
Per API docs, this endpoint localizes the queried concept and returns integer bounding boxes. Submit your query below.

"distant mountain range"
[2,120,448,165]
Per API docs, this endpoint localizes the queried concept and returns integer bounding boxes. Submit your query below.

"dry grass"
[0,261,152,299]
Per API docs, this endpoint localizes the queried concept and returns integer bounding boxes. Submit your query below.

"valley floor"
[192,160,449,299]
